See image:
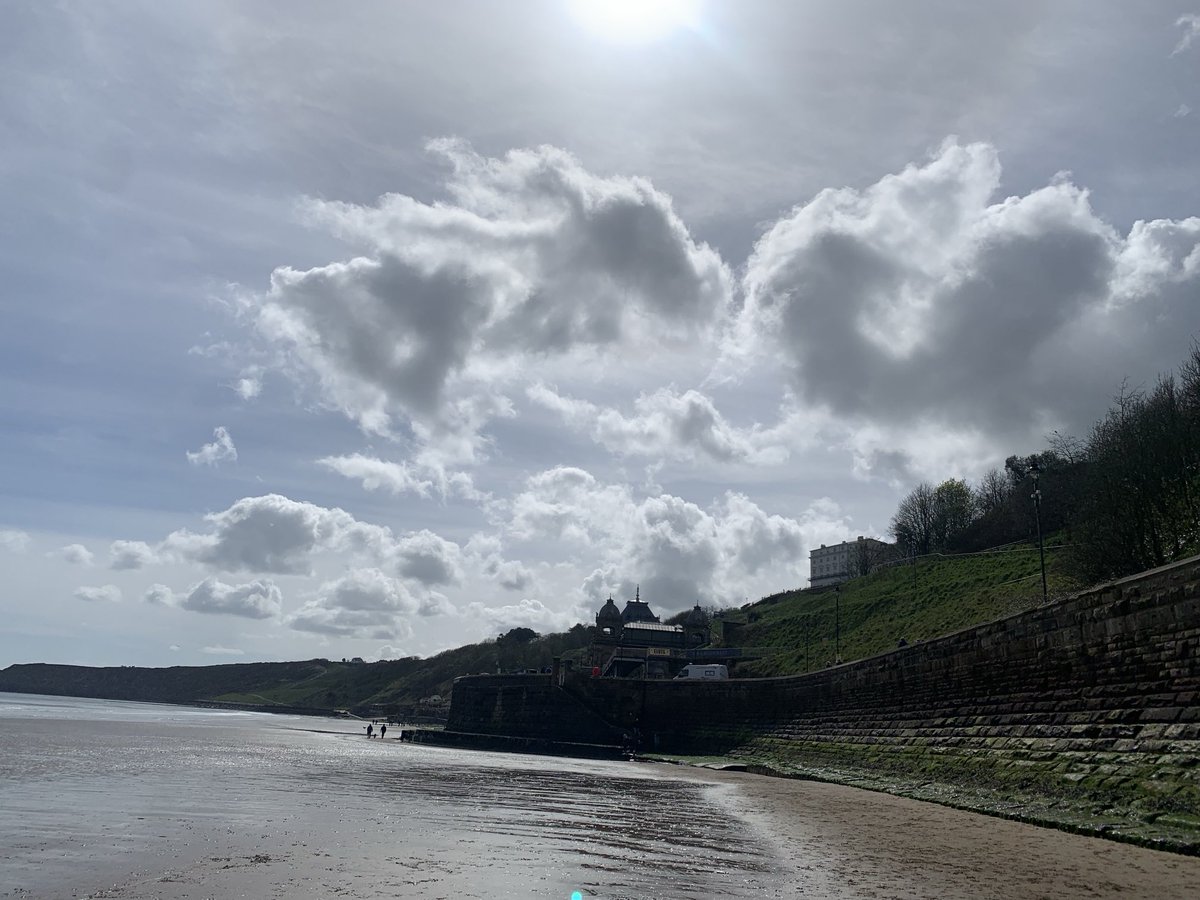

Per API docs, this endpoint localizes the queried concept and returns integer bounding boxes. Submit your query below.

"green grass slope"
[727,539,1080,676]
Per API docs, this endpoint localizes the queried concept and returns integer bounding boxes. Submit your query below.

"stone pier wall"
[448,555,1200,822]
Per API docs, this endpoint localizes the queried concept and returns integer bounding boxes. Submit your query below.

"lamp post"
[1028,455,1048,604]
[834,585,841,664]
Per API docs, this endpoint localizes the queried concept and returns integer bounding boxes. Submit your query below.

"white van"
[674,664,729,680]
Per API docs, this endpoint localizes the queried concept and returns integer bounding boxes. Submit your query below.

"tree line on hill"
[888,343,1200,581]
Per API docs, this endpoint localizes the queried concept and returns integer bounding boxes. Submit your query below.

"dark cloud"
[251,141,731,455]
[393,530,463,586]
[736,140,1200,449]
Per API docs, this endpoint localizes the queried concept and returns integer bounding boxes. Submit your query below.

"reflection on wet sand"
[4,695,1200,900]
[0,697,784,899]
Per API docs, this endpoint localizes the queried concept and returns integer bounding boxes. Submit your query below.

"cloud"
[187,426,238,466]
[1175,103,1192,118]
[288,568,419,639]
[0,530,31,553]
[110,540,158,570]
[317,452,487,502]
[74,584,122,603]
[54,544,94,566]
[486,557,533,592]
[202,645,246,656]
[233,366,263,400]
[502,466,824,611]
[181,577,283,619]
[527,383,789,464]
[143,494,480,591]
[1172,13,1200,55]
[729,139,1200,471]
[245,140,732,459]
[144,584,175,605]
[160,494,391,575]
[393,530,463,585]
[463,597,574,634]
[317,454,436,498]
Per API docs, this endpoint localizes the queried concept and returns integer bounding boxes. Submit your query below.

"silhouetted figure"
[379,724,387,739]
[366,723,374,739]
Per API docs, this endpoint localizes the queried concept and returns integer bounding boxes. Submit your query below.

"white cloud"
[202,645,246,656]
[486,557,533,592]
[54,544,94,566]
[527,384,790,465]
[233,366,263,400]
[729,139,1200,477]
[144,584,175,605]
[143,494,480,592]
[74,584,122,603]
[1175,103,1192,118]
[288,568,419,639]
[1172,13,1200,55]
[187,426,238,466]
[245,140,732,460]
[317,454,435,498]
[0,530,31,553]
[463,598,574,635]
[181,577,283,619]
[160,494,391,575]
[110,540,158,570]
[502,466,822,612]
[317,452,487,503]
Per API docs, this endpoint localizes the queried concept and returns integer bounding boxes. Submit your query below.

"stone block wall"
[446,673,624,745]
[448,555,1200,817]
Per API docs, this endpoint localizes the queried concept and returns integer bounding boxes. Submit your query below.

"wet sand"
[4,695,1198,899]
[691,769,1200,899]
[41,756,1200,900]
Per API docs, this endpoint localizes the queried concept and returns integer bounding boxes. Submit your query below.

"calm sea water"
[0,693,786,899]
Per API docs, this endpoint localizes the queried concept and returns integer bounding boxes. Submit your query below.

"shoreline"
[398,723,1200,856]
[643,751,1200,857]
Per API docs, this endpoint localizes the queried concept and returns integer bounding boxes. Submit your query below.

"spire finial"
[636,584,640,602]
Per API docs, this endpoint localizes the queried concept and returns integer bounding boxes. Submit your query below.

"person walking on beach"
[366,723,374,739]
[379,723,387,739]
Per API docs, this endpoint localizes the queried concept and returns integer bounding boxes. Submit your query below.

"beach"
[2,694,1197,899]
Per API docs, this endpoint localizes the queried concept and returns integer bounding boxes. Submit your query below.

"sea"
[0,693,787,899]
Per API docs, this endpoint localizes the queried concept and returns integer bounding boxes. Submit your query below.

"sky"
[2,1,1198,669]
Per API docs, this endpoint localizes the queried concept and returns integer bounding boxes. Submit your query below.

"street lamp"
[834,585,841,663]
[1028,455,1048,604]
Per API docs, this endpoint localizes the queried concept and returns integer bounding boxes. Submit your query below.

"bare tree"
[890,482,937,556]
[972,467,1010,516]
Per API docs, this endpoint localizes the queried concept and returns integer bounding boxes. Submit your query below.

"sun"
[568,0,699,43]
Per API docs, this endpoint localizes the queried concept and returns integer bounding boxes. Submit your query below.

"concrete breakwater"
[442,555,1200,851]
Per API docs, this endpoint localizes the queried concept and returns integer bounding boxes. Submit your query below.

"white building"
[809,536,891,588]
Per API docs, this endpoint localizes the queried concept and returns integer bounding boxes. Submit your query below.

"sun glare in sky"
[568,0,699,42]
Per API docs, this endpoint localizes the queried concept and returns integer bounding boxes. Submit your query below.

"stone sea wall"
[449,555,1200,833]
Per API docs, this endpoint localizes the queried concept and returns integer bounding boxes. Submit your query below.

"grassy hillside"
[727,538,1080,676]
[1,540,1085,711]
